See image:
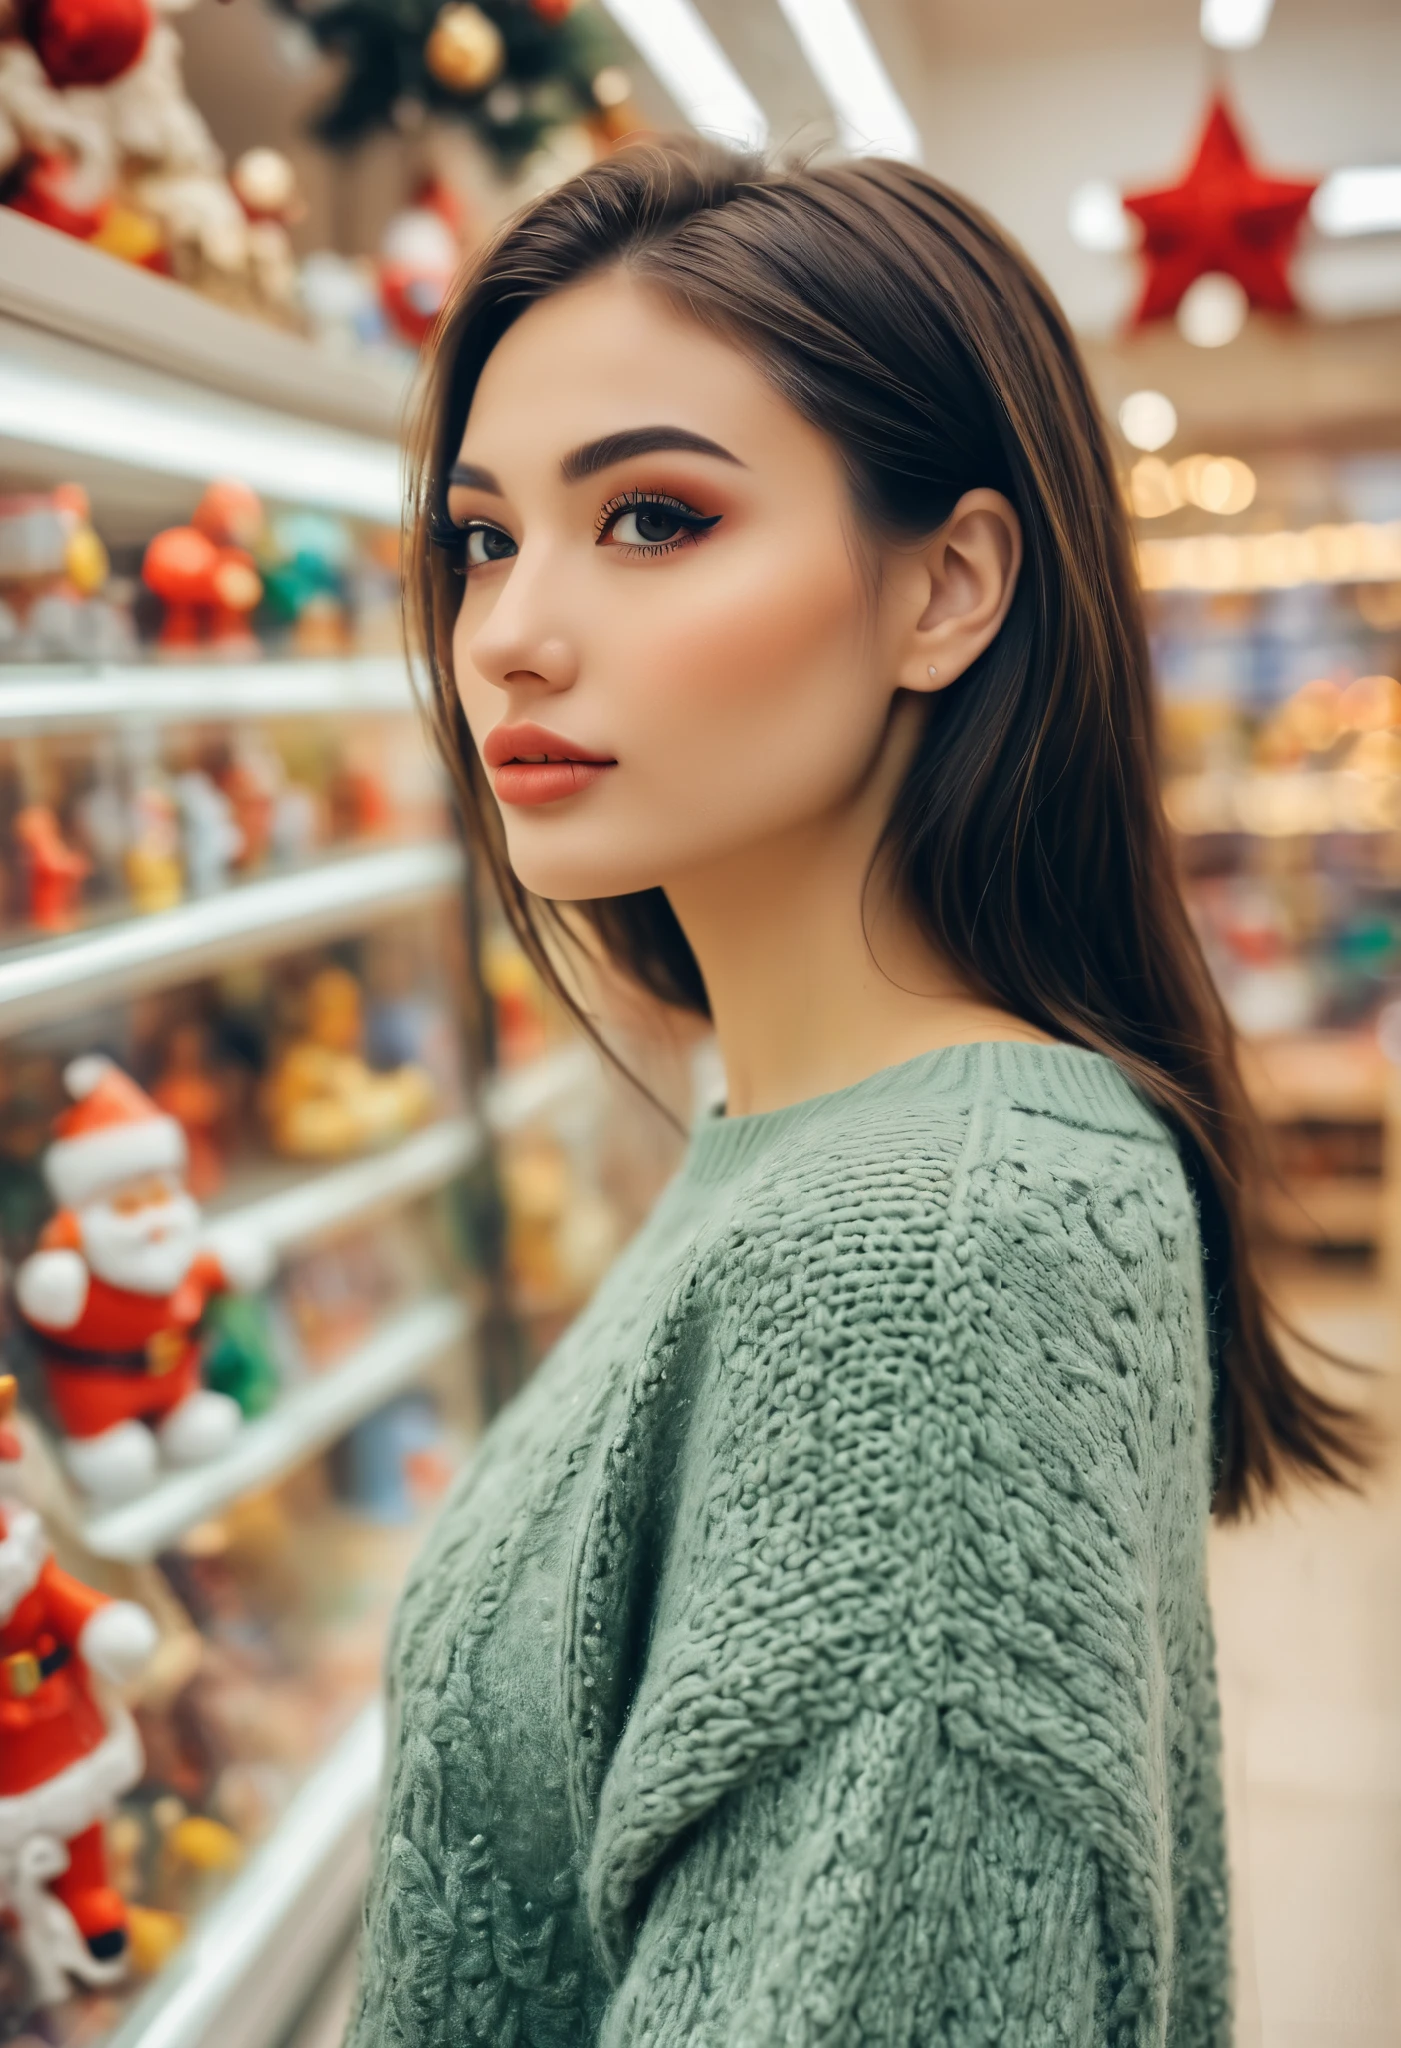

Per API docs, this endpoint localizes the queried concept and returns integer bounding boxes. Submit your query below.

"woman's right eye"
[464,523,518,568]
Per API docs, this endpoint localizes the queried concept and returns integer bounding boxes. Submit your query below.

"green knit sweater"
[347,1041,1230,2048]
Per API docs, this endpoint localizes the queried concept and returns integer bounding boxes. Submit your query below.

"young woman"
[347,139,1355,2047]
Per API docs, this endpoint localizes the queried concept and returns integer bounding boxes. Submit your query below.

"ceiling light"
[1176,272,1248,348]
[1200,0,1275,50]
[772,0,920,160]
[1174,453,1256,515]
[597,0,767,150]
[1312,167,1401,237]
[1068,180,1132,253]
[1119,390,1177,451]
[0,357,400,520]
[1129,458,1183,520]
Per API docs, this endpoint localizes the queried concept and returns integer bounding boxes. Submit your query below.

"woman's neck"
[662,809,1051,1121]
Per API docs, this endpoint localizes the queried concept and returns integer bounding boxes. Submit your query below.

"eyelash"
[594,489,721,557]
[428,490,720,574]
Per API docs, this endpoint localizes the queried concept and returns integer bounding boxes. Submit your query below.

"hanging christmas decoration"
[21,0,151,88]
[1121,93,1319,327]
[268,0,622,168]
[424,2,504,93]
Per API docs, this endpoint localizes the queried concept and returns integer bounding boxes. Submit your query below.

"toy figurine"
[0,1376,160,2006]
[124,775,183,913]
[14,1056,272,1500]
[0,487,132,663]
[174,769,243,896]
[140,516,262,658]
[216,736,280,872]
[261,966,433,1159]
[151,1022,227,1198]
[13,806,90,932]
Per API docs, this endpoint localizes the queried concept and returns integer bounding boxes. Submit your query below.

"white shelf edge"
[0,210,409,438]
[82,1293,471,1561]
[485,1042,602,1133]
[103,1698,385,2048]
[0,657,415,734]
[0,840,464,1037]
[218,1114,483,1256]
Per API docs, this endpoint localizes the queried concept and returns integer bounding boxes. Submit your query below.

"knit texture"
[346,1041,1230,2048]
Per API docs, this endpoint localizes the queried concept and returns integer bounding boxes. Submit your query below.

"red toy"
[141,494,263,656]
[14,1056,272,1501]
[151,1023,227,1200]
[13,806,90,933]
[0,1377,158,2005]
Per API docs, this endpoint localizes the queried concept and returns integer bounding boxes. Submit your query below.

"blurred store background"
[0,1,1396,2044]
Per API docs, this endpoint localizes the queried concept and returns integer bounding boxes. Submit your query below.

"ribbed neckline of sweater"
[681,1039,1166,1187]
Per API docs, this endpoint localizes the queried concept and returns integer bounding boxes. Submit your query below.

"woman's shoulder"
[701,1039,1194,1265]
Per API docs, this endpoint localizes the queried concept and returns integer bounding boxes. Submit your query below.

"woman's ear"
[895,488,1022,694]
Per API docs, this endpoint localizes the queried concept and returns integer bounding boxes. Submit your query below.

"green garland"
[270,0,623,164]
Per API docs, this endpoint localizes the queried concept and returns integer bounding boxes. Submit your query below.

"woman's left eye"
[598,494,720,554]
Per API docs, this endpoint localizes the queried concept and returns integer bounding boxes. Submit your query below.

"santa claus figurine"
[14,1056,272,1501]
[0,1376,159,2003]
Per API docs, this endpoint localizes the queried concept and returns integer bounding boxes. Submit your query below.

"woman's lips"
[485,722,616,808]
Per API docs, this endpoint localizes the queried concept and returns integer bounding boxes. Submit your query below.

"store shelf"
[0,656,415,735]
[0,211,408,439]
[0,840,464,1037]
[82,1293,471,1561]
[214,1114,483,1254]
[0,312,400,523]
[485,1041,601,1133]
[103,1698,384,2048]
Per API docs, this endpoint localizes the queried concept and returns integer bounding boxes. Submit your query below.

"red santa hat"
[44,1056,187,1211]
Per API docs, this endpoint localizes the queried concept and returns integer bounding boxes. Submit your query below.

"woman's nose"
[465,560,579,696]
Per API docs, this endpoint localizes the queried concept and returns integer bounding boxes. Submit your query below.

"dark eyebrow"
[561,427,744,483]
[448,462,504,495]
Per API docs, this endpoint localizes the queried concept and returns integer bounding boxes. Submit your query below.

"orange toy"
[0,1377,159,2007]
[13,806,90,933]
[141,504,262,656]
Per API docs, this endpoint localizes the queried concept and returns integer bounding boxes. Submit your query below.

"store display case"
[0,216,499,2048]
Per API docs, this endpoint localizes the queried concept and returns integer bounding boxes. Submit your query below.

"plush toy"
[13,1056,272,1500]
[261,966,433,1159]
[377,183,462,346]
[0,1376,159,2005]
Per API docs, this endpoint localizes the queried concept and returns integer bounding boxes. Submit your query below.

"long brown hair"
[407,135,1360,1516]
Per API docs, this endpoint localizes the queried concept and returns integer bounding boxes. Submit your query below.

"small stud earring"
[927,665,938,679]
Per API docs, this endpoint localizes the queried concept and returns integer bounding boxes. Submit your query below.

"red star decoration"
[1122,93,1318,326]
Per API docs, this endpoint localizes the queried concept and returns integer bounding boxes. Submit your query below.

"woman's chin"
[504,841,664,905]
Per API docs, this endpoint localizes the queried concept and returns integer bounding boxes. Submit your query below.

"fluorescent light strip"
[1312,167,1401,238]
[598,0,767,150]
[773,0,920,160]
[1200,0,1274,49]
[0,357,401,520]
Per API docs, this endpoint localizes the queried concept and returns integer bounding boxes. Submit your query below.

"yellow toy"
[262,968,433,1159]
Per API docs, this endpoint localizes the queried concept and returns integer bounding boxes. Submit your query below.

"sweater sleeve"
[599,1699,1108,2047]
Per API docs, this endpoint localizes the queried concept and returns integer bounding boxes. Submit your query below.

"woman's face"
[446,269,927,902]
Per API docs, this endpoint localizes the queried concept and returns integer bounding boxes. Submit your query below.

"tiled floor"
[1211,1260,1401,2048]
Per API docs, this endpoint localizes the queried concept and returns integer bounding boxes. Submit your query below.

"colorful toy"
[124,774,183,913]
[0,486,132,663]
[141,503,263,656]
[14,806,90,932]
[0,1377,160,2006]
[174,769,243,896]
[14,1056,272,1500]
[261,966,433,1159]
